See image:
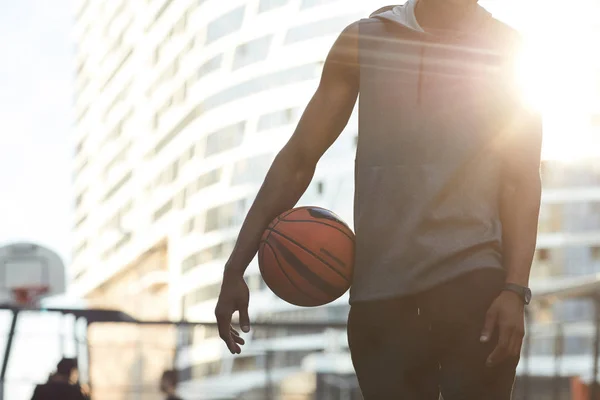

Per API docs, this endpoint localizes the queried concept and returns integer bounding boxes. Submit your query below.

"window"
[76,0,90,19]
[184,170,222,203]
[232,356,258,372]
[73,240,88,258]
[183,282,222,307]
[74,158,89,177]
[538,204,562,233]
[115,232,132,250]
[105,81,132,120]
[175,188,186,209]
[74,269,86,282]
[257,108,297,131]
[178,145,195,169]
[191,360,221,379]
[75,214,88,228]
[153,0,175,25]
[198,54,223,79]
[75,138,86,156]
[173,83,187,105]
[75,192,85,208]
[317,181,324,195]
[153,199,174,221]
[537,248,550,262]
[300,0,338,9]
[103,201,132,232]
[204,122,245,157]
[204,208,219,233]
[205,7,245,44]
[204,200,246,233]
[103,48,133,90]
[163,162,179,184]
[259,0,289,12]
[76,104,90,124]
[104,142,131,177]
[181,169,223,206]
[197,168,222,191]
[154,105,201,154]
[173,12,187,35]
[285,16,353,44]
[104,171,133,201]
[181,240,236,273]
[200,63,319,113]
[232,35,272,70]
[271,350,316,369]
[591,246,600,261]
[182,217,195,234]
[231,154,273,185]
[153,61,178,94]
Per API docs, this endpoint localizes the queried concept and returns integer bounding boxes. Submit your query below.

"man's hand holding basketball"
[215,272,250,354]
[480,291,525,367]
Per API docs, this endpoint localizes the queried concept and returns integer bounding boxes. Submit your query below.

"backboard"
[0,242,66,306]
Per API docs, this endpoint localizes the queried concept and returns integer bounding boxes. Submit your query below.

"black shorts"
[348,269,518,400]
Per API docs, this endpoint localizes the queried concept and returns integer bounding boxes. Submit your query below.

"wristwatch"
[502,284,532,305]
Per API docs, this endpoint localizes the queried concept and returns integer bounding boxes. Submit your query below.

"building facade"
[70,0,381,397]
[70,0,600,398]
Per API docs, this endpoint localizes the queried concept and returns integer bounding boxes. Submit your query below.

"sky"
[0,0,74,265]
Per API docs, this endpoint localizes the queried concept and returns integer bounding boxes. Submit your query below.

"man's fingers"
[487,325,512,367]
[239,303,251,333]
[215,307,238,354]
[509,326,525,357]
[233,334,245,345]
[480,308,498,343]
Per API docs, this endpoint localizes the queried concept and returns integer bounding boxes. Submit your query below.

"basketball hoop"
[11,285,49,307]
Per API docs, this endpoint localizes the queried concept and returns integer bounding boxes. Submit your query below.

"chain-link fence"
[1,308,600,400]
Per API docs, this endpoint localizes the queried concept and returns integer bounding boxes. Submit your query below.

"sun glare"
[512,1,600,161]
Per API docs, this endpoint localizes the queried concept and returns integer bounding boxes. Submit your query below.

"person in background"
[160,369,183,400]
[31,357,89,400]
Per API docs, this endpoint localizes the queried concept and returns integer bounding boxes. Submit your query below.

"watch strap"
[503,283,531,305]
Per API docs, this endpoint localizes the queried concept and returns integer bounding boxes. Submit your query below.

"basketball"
[258,206,355,307]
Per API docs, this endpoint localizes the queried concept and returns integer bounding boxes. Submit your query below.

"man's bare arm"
[482,105,543,366]
[500,109,543,287]
[215,21,360,354]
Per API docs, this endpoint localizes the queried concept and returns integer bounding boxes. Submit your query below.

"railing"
[1,307,600,400]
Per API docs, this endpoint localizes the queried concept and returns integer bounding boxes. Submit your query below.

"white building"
[70,0,600,398]
[70,0,382,397]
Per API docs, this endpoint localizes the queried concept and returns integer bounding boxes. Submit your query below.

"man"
[31,358,89,400]
[216,0,542,398]
[160,370,183,400]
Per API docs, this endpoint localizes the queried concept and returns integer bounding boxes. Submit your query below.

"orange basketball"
[258,206,355,307]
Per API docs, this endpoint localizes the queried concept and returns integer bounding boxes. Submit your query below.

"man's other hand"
[215,273,250,354]
[480,290,525,367]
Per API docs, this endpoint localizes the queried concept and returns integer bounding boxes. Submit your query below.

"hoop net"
[11,285,49,307]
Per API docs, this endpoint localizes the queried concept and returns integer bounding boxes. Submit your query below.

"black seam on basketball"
[261,240,324,304]
[275,219,354,242]
[279,208,301,220]
[319,248,346,269]
[265,215,285,243]
[267,228,350,284]
[268,235,344,299]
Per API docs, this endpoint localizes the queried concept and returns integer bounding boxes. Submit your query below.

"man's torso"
[350,10,521,303]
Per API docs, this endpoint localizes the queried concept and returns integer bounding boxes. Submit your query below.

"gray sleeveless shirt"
[350,14,521,303]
